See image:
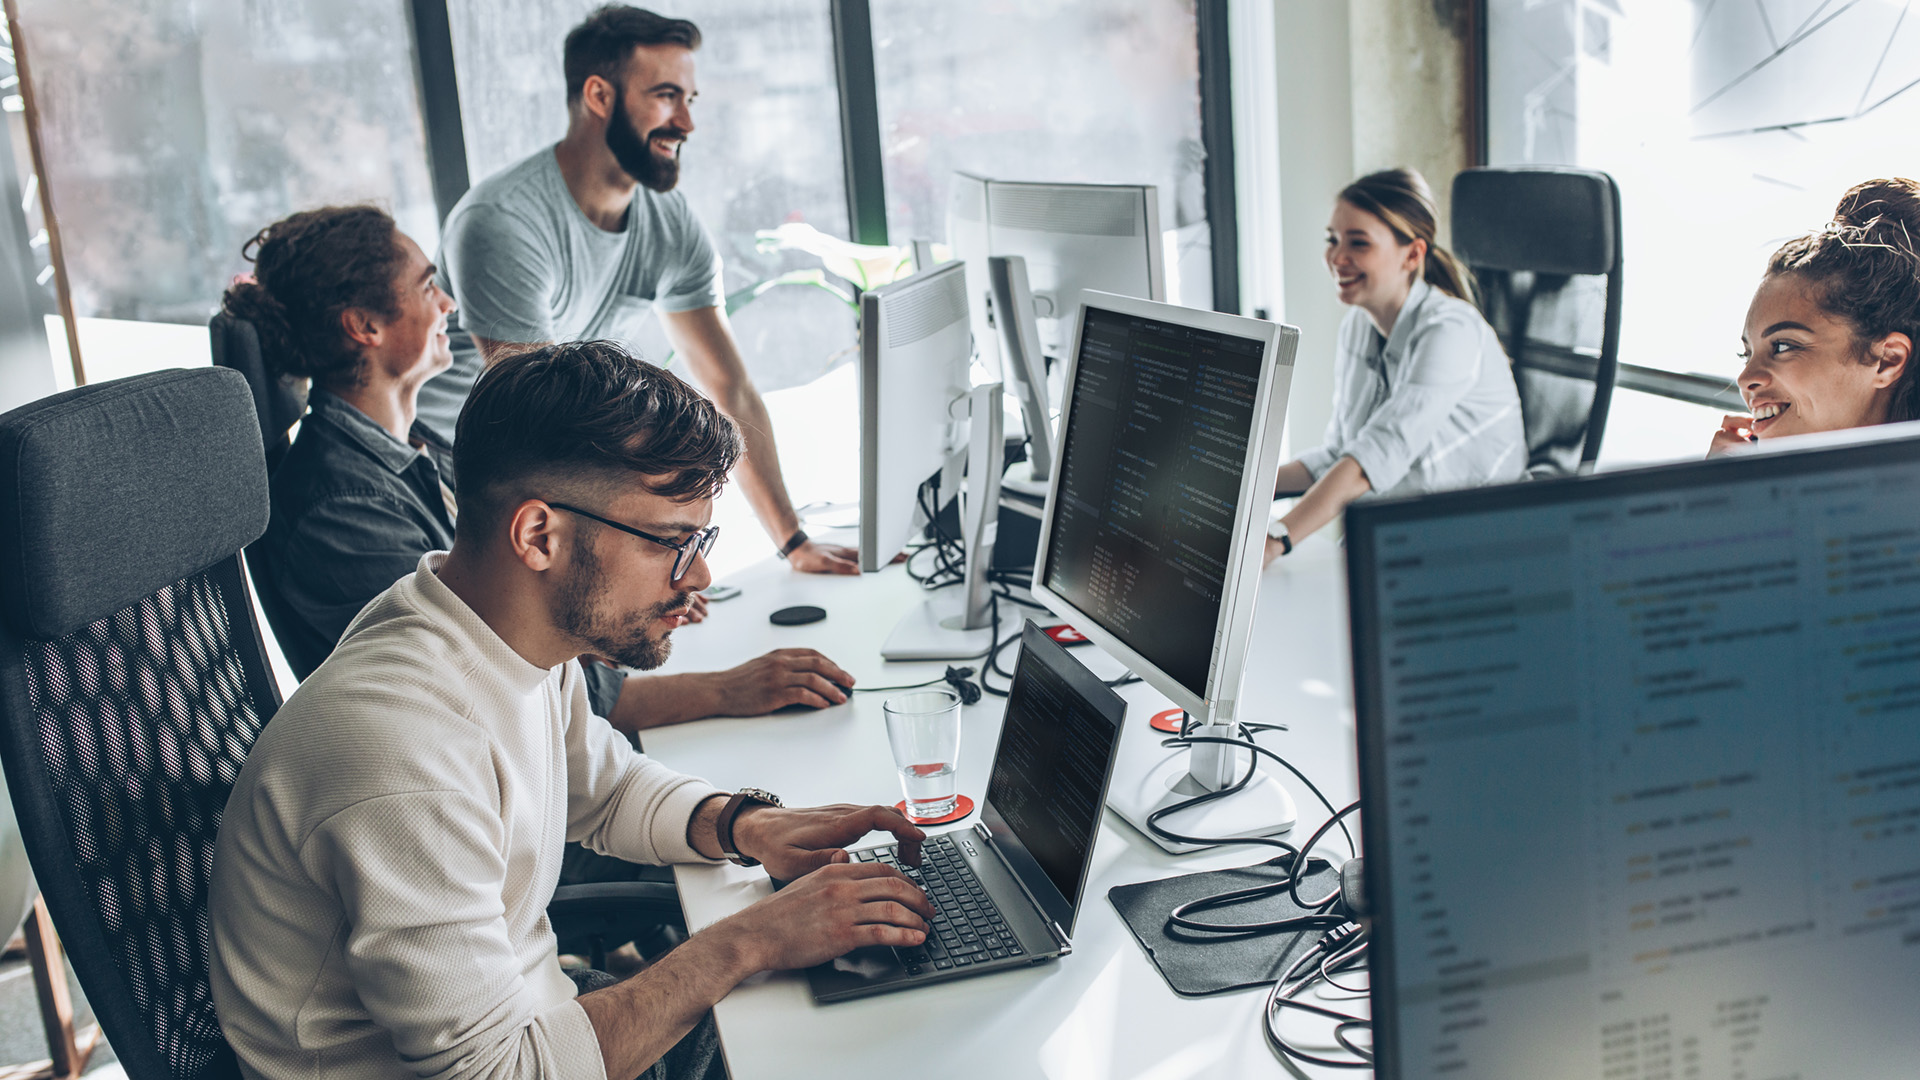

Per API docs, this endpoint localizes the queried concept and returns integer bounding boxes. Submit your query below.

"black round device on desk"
[769,605,826,626]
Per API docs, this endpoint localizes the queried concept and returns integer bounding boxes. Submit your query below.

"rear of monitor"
[948,175,1165,499]
[856,260,1006,660]
[1029,291,1301,852]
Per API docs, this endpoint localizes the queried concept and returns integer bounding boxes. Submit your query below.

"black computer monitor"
[1346,426,1920,1079]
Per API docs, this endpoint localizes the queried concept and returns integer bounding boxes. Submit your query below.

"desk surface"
[644,530,1367,1079]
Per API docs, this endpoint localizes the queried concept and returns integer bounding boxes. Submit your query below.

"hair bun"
[1832,178,1920,241]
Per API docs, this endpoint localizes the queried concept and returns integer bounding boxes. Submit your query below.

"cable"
[1263,923,1373,1069]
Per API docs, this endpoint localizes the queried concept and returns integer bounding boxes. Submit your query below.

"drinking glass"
[883,687,963,822]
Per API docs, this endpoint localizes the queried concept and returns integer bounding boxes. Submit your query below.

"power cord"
[851,665,983,706]
[1264,921,1372,1068]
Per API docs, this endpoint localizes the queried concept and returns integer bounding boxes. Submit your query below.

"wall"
[1348,0,1473,240]
[1266,0,1472,457]
[1270,0,1353,457]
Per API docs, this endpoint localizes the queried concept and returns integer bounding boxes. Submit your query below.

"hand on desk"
[786,538,860,576]
[735,802,926,880]
[718,648,855,713]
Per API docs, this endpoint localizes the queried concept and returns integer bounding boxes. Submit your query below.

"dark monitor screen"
[982,622,1126,931]
[1347,434,1920,1080]
[1040,305,1268,698]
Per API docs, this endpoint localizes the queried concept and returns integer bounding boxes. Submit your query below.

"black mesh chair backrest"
[1452,167,1624,477]
[0,368,277,1080]
[208,311,306,475]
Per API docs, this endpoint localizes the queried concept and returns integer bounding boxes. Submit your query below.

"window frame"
[404,0,1243,315]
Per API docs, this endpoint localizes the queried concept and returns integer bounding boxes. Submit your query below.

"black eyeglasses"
[547,502,719,583]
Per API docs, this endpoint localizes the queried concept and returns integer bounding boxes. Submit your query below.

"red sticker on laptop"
[1043,624,1089,646]
[1149,708,1188,734]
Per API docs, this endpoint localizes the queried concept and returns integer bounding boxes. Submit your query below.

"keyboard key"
[1008,944,1024,955]
[953,955,973,967]
[907,964,923,976]
[990,948,1008,959]
[935,959,952,970]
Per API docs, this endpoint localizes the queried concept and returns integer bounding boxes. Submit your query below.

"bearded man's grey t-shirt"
[415,145,725,441]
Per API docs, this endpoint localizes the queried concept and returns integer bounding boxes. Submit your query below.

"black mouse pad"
[1108,858,1343,996]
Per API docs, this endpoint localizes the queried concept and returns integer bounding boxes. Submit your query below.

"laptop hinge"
[973,821,1073,954]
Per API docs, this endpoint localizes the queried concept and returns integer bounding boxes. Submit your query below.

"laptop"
[1345,427,1920,1079]
[807,619,1127,1003]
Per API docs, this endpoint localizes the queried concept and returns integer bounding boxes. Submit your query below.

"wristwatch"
[715,787,784,866]
[776,528,809,560]
[1266,518,1293,556]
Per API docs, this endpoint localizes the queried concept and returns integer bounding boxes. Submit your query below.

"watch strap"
[715,788,783,866]
[776,528,809,560]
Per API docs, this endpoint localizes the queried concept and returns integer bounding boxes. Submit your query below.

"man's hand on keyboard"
[709,861,935,971]
[733,802,926,881]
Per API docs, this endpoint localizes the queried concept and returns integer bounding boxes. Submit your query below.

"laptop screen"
[1346,432,1920,1080]
[981,621,1127,934]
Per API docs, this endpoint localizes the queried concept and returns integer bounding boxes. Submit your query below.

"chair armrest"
[548,881,684,920]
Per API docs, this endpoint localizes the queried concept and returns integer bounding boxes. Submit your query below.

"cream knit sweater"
[209,553,723,1080]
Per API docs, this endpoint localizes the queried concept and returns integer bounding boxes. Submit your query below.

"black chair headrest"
[1451,167,1619,277]
[0,368,269,640]
[210,311,306,450]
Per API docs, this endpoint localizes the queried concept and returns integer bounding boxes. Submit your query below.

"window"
[447,0,856,392]
[14,0,438,328]
[1487,0,1920,388]
[869,0,1212,308]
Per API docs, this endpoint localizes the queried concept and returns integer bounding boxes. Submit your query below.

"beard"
[553,532,691,671]
[605,88,684,193]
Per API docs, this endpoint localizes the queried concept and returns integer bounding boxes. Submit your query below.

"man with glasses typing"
[210,342,935,1080]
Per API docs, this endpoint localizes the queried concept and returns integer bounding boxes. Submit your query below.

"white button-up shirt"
[1297,278,1526,498]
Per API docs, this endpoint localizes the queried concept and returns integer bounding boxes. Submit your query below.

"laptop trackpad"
[829,945,904,979]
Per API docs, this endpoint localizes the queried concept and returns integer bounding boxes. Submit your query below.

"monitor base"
[881,591,996,661]
[1109,750,1297,854]
[1000,459,1050,500]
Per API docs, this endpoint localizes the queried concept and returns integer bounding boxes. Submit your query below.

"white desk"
[644,529,1366,1079]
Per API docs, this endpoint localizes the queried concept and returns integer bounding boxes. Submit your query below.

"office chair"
[1451,166,1624,477]
[0,369,678,1080]
[208,312,305,475]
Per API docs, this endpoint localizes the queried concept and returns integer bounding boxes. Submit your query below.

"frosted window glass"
[1487,0,1920,382]
[448,0,855,392]
[869,0,1210,308]
[16,0,437,324]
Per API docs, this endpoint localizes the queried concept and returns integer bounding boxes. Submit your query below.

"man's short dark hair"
[564,5,701,103]
[454,341,742,540]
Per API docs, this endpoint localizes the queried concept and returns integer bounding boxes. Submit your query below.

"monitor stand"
[883,383,1006,661]
[1109,721,1297,854]
[1000,458,1050,500]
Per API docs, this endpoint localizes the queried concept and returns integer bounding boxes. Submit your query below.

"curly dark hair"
[564,5,700,103]
[1768,178,1920,422]
[219,205,406,390]
[453,340,743,541]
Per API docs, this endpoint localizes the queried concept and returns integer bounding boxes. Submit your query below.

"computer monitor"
[1030,291,1298,851]
[857,260,1005,660]
[948,173,1166,498]
[1345,425,1920,1079]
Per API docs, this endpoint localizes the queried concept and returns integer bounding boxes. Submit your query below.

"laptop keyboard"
[857,833,1026,976]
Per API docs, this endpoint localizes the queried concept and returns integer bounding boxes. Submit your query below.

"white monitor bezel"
[1027,290,1298,723]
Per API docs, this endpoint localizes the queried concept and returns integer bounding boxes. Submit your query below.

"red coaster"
[1043,624,1090,646]
[895,794,975,825]
[1149,707,1190,734]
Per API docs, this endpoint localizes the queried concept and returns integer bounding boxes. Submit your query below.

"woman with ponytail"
[1708,178,1920,454]
[1265,168,1523,563]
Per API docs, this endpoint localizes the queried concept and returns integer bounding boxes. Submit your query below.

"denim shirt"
[255,390,623,714]
[1297,278,1526,498]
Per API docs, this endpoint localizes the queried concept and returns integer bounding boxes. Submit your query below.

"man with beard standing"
[210,342,933,1080]
[417,5,859,575]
